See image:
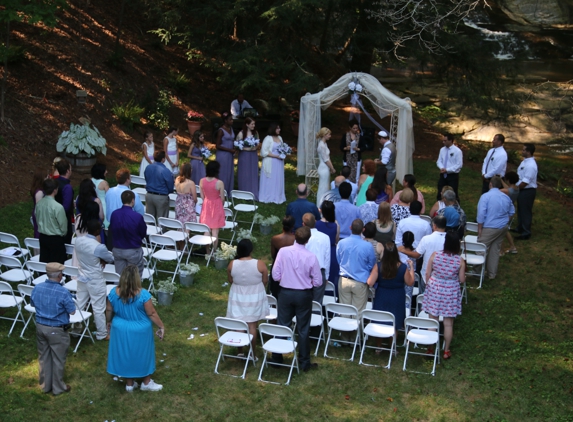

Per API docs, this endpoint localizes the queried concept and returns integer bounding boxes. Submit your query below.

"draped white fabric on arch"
[296,72,414,183]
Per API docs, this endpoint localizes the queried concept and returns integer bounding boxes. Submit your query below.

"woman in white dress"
[139,131,155,177]
[163,127,179,176]
[316,127,336,206]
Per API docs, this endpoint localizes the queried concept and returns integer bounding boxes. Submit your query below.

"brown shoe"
[54,385,71,395]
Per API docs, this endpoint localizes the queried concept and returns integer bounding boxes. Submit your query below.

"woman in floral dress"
[174,163,197,225]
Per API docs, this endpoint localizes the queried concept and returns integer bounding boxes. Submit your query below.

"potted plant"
[254,214,280,235]
[186,110,207,135]
[56,117,107,173]
[290,110,300,137]
[213,242,237,270]
[236,228,257,243]
[154,280,178,306]
[179,263,200,287]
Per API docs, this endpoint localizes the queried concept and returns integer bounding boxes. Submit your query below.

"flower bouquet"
[348,81,363,93]
[200,146,212,163]
[235,136,260,151]
[213,242,237,270]
[186,110,206,122]
[277,142,292,160]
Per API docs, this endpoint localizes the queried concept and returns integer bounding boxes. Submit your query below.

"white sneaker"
[125,381,139,392]
[141,379,163,391]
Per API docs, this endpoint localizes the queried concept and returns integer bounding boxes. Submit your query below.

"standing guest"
[109,191,147,277]
[76,178,105,244]
[187,130,207,186]
[355,160,376,206]
[316,127,336,206]
[398,231,417,308]
[513,143,538,240]
[336,219,377,318]
[370,166,393,205]
[374,131,397,185]
[163,127,179,176]
[226,239,269,361]
[91,163,110,228]
[423,232,466,360]
[437,190,467,240]
[174,162,197,225]
[54,158,74,244]
[390,188,413,226]
[500,171,519,254]
[335,182,361,240]
[139,131,155,177]
[373,202,396,245]
[36,179,67,264]
[271,226,322,372]
[481,134,508,194]
[106,265,165,392]
[144,151,174,222]
[30,262,75,395]
[200,161,225,250]
[339,119,363,183]
[230,94,253,118]
[363,222,380,261]
[436,133,463,201]
[391,174,426,214]
[285,183,321,230]
[321,175,344,204]
[106,168,145,218]
[71,202,102,269]
[30,169,46,239]
[395,200,432,249]
[270,215,296,298]
[259,123,286,204]
[477,176,515,280]
[316,201,340,296]
[215,111,236,192]
[332,166,359,203]
[75,220,115,341]
[359,188,379,224]
[236,117,260,200]
[51,157,62,178]
[302,213,331,304]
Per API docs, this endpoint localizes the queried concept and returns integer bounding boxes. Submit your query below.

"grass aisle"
[0,156,572,421]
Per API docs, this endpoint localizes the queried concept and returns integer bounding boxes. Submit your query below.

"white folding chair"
[258,323,299,385]
[0,255,33,285]
[359,310,396,368]
[148,234,183,284]
[144,213,161,236]
[185,222,216,266]
[17,284,36,338]
[464,221,479,244]
[230,190,258,233]
[324,303,360,361]
[0,232,30,262]
[223,190,232,209]
[219,208,238,245]
[64,244,75,266]
[69,299,95,353]
[168,198,176,219]
[462,240,487,290]
[24,237,41,262]
[292,300,325,356]
[62,266,79,293]
[214,317,255,379]
[265,294,277,322]
[419,215,432,225]
[142,257,155,291]
[158,218,188,254]
[322,280,337,306]
[0,281,26,336]
[130,175,147,187]
[104,271,120,284]
[403,316,440,376]
[133,187,147,203]
[26,261,48,285]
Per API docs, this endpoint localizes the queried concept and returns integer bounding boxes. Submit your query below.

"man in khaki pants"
[31,263,76,395]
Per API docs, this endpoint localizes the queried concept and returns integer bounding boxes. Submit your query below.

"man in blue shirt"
[285,183,321,230]
[109,190,147,277]
[144,151,174,222]
[335,182,361,239]
[477,176,515,280]
[31,262,76,395]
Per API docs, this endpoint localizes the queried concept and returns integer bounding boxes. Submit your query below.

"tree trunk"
[349,0,375,73]
[114,0,128,55]
[319,0,334,52]
[1,21,9,123]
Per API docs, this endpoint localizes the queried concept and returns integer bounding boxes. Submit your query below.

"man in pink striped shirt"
[272,226,322,372]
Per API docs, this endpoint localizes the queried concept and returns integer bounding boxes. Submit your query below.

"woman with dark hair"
[423,232,465,360]
[370,166,393,205]
[174,162,197,225]
[226,239,269,360]
[139,131,155,177]
[259,122,286,203]
[501,171,519,255]
[91,163,110,227]
[188,130,207,185]
[163,127,179,176]
[215,111,235,192]
[270,216,295,297]
[355,159,377,206]
[77,178,105,243]
[71,201,102,269]
[30,170,46,238]
[235,117,260,199]
[199,161,225,248]
[391,174,426,214]
[339,119,362,183]
[315,200,340,296]
[398,231,416,309]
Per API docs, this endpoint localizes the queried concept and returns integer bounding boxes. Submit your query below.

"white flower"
[355,83,363,92]
[348,82,356,91]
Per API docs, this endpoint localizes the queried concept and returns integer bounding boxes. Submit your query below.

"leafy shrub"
[418,105,449,123]
[461,140,489,163]
[167,70,190,94]
[111,100,144,130]
[556,180,573,198]
[507,148,521,166]
[0,44,26,65]
[147,89,173,130]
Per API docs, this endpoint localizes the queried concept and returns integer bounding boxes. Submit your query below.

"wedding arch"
[296,72,415,192]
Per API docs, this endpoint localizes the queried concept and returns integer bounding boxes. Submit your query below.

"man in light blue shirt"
[144,151,175,222]
[477,176,515,280]
[335,182,361,239]
[106,168,145,218]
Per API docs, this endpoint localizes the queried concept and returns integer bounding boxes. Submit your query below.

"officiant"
[339,119,366,184]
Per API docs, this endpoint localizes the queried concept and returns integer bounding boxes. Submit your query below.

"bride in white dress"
[316,127,336,206]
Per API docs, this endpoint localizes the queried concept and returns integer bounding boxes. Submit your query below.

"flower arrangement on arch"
[348,81,363,93]
[186,110,206,122]
[290,110,300,122]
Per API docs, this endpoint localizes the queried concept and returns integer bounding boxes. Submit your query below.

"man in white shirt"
[330,166,358,203]
[230,94,253,118]
[513,143,538,240]
[395,201,432,249]
[436,133,463,202]
[374,130,396,185]
[481,133,508,194]
[302,213,331,304]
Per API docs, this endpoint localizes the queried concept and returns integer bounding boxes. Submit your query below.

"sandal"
[425,347,435,356]
[443,350,452,359]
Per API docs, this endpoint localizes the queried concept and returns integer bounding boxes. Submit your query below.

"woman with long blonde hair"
[316,127,335,206]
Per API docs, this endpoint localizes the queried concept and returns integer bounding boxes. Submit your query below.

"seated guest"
[391,174,426,214]
[335,182,361,240]
[270,216,296,298]
[230,94,254,118]
[321,175,344,204]
[359,188,379,224]
[285,184,321,230]
[390,188,413,226]
[331,166,359,203]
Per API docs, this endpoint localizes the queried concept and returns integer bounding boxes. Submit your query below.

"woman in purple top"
[187,130,207,186]
[215,111,235,193]
[30,170,46,238]
[259,123,286,204]
[236,117,260,200]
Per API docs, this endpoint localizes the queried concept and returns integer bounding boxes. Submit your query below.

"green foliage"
[0,0,68,26]
[56,121,107,156]
[460,140,489,163]
[0,44,26,65]
[111,99,144,130]
[166,70,190,94]
[507,148,521,166]
[418,105,449,123]
[146,89,173,130]
[105,49,124,69]
[556,179,573,198]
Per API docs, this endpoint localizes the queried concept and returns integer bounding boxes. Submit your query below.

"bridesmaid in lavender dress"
[187,130,207,186]
[215,111,235,193]
[259,123,286,204]
[235,117,260,200]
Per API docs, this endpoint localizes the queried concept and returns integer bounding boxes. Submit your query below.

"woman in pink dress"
[175,163,197,225]
[199,161,225,249]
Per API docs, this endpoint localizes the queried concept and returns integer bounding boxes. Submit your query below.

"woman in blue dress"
[315,200,340,298]
[215,111,236,193]
[106,265,165,392]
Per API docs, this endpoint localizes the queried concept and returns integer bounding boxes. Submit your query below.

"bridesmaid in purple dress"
[215,111,235,193]
[236,117,260,200]
[259,123,286,204]
[187,130,207,186]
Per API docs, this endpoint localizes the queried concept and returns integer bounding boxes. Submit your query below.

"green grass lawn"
[0,152,572,422]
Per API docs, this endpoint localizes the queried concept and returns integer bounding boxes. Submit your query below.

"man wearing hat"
[31,262,76,395]
[374,130,396,185]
